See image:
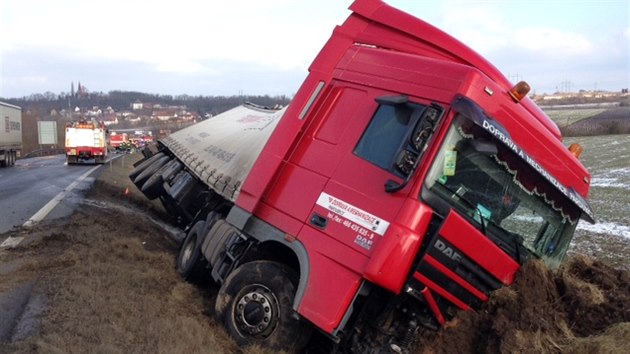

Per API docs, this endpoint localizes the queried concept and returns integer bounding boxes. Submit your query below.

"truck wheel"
[176,221,208,282]
[133,155,170,188]
[215,261,312,353]
[141,173,164,200]
[129,152,165,180]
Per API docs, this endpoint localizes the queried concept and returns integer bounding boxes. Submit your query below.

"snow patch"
[590,177,627,188]
[578,220,630,239]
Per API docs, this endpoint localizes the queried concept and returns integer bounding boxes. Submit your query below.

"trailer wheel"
[141,173,164,200]
[133,155,170,188]
[176,220,209,282]
[215,261,311,353]
[129,152,165,180]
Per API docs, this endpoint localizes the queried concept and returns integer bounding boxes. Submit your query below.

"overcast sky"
[1,0,628,98]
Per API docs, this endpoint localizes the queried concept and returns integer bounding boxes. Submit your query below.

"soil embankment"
[0,154,628,353]
[416,258,629,353]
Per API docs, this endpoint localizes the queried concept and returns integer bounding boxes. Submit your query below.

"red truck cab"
[233,0,593,347]
[131,1,594,352]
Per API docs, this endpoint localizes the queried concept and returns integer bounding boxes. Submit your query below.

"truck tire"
[133,155,170,188]
[215,261,312,353]
[141,173,164,200]
[129,152,165,180]
[141,159,183,200]
[176,221,209,282]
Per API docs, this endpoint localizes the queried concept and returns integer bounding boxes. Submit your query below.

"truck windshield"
[424,115,578,267]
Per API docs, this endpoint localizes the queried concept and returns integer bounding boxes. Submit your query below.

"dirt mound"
[416,256,630,353]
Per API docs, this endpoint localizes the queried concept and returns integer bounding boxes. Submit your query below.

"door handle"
[310,213,328,229]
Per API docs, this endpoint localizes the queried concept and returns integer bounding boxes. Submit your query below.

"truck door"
[286,81,441,332]
[299,82,437,256]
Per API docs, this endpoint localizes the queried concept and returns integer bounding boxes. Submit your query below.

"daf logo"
[434,239,462,262]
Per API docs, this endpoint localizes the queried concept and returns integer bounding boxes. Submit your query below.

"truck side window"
[354,104,412,174]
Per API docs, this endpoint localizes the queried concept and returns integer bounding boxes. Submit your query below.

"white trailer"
[0,102,22,167]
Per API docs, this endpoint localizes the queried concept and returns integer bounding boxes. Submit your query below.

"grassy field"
[545,108,606,127]
[544,106,630,136]
[565,134,630,268]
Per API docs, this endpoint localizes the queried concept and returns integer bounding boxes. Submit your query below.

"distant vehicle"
[0,101,22,167]
[130,132,154,149]
[109,132,129,150]
[65,119,108,164]
[131,1,595,352]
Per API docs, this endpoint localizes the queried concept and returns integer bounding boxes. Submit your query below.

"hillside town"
[52,82,203,129]
[4,81,290,157]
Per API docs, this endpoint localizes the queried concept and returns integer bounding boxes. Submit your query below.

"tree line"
[1,91,292,117]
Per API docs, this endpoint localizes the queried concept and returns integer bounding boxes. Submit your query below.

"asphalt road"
[0,153,120,343]
[0,155,105,237]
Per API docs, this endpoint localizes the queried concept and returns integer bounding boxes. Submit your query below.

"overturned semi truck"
[130,1,595,352]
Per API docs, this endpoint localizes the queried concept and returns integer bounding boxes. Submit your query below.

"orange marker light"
[568,143,584,158]
[508,81,531,102]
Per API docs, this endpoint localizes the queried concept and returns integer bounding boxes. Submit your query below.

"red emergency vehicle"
[130,1,594,352]
[109,132,129,150]
[65,119,108,164]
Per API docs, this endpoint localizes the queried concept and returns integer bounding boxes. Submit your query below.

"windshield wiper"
[436,183,488,235]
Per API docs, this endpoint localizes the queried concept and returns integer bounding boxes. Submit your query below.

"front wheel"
[215,261,312,353]
[176,221,208,282]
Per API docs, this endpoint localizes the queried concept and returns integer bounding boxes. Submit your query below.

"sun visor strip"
[451,95,595,224]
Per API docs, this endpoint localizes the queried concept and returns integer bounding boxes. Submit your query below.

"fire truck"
[109,132,129,150]
[130,1,595,352]
[65,119,108,164]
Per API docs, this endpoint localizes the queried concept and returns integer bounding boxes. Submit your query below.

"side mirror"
[411,128,430,151]
[394,150,417,176]
[385,150,418,193]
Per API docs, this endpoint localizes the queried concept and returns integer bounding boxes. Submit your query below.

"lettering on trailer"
[4,117,18,132]
[316,192,391,251]
[237,115,277,131]
[203,144,236,163]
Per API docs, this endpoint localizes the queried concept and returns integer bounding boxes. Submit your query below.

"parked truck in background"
[130,1,595,352]
[65,119,108,164]
[0,101,22,167]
